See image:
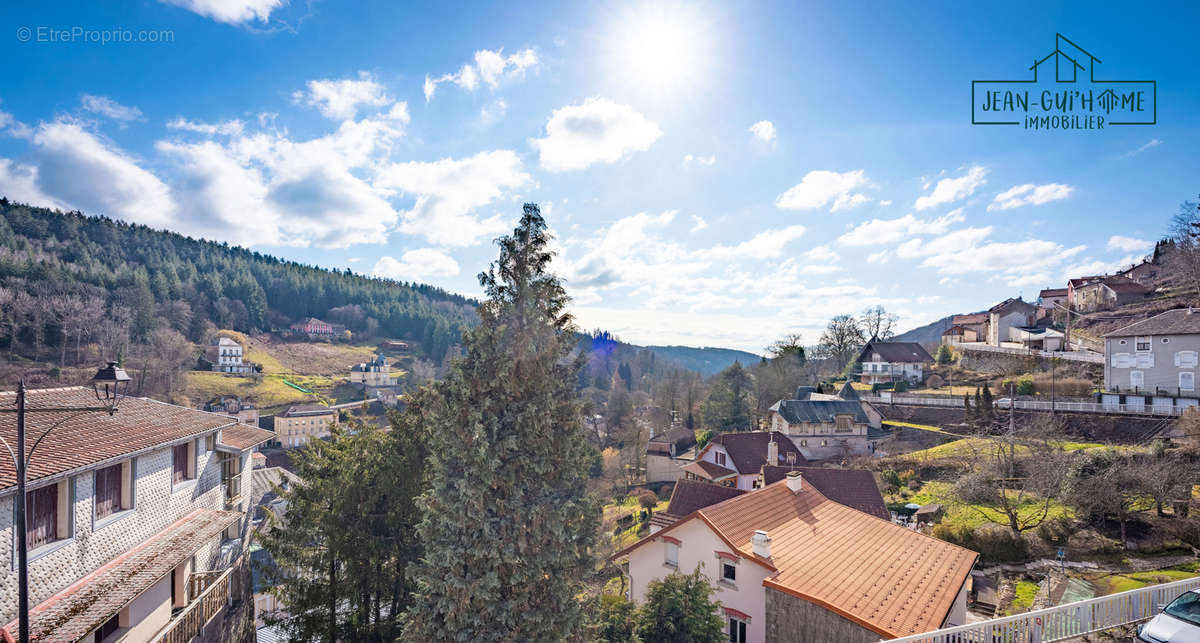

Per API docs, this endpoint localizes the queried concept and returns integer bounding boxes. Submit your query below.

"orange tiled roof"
[0,509,240,643]
[681,459,737,480]
[0,387,238,491]
[219,423,275,450]
[614,480,977,638]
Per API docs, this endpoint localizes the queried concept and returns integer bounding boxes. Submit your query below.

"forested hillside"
[0,199,475,365]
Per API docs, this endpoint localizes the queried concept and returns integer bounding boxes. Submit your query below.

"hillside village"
[7,204,1200,643]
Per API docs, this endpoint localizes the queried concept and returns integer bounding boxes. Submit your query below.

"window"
[727,616,747,643]
[1136,336,1151,352]
[94,462,130,520]
[27,484,59,549]
[664,540,679,567]
[722,561,736,583]
[820,440,828,447]
[173,443,194,484]
[94,612,120,642]
[1130,371,1145,390]
[835,415,852,432]
[800,440,807,447]
[1182,372,1195,392]
[715,452,727,467]
[1163,338,1171,344]
[1119,339,1127,345]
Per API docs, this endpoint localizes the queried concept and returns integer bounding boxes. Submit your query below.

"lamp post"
[0,361,130,643]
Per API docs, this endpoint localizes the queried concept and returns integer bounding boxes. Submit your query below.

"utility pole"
[1008,381,1016,479]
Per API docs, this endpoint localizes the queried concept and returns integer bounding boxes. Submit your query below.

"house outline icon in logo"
[972,32,1156,126]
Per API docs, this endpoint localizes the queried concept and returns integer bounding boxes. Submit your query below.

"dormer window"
[1136,336,1151,352]
[715,452,727,467]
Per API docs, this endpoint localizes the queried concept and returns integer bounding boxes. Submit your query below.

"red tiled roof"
[682,459,737,480]
[0,387,237,491]
[0,509,240,643]
[760,466,890,520]
[614,481,977,639]
[666,479,746,516]
[1099,276,1150,295]
[950,313,987,325]
[219,423,275,450]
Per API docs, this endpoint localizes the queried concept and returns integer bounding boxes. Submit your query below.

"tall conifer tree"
[405,204,598,641]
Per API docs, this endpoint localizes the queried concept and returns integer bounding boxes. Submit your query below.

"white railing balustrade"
[864,394,1185,417]
[954,343,1105,364]
[883,575,1200,642]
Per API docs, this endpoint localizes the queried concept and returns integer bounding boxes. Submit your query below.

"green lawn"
[890,481,1073,532]
[1097,569,1199,595]
[1010,580,1040,613]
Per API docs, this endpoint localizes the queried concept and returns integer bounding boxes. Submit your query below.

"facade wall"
[763,587,881,643]
[646,454,685,483]
[769,411,874,460]
[988,310,1032,345]
[627,518,771,643]
[0,433,228,626]
[274,413,335,448]
[1105,332,1200,394]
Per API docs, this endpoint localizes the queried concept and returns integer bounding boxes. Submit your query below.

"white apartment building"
[0,386,272,643]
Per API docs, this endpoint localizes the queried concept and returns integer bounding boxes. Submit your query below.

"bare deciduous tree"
[817,314,866,372]
[860,305,898,341]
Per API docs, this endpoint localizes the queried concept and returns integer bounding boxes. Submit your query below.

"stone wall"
[0,433,228,624]
[764,587,882,643]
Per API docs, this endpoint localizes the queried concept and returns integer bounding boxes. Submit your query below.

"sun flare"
[608,3,714,101]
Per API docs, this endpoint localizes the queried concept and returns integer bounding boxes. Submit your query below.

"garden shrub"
[1036,515,1075,546]
[933,524,1029,563]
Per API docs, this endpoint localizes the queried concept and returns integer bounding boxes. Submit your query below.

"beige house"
[767,384,884,460]
[0,386,272,643]
[349,353,392,388]
[1073,276,1150,313]
[645,428,697,484]
[986,298,1037,346]
[273,404,336,448]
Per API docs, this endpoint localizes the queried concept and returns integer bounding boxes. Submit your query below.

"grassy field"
[889,480,1073,532]
[1010,580,1040,612]
[893,436,1112,464]
[1094,568,1200,595]
[183,371,338,409]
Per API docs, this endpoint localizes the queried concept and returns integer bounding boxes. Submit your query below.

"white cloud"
[987,183,1074,211]
[0,159,71,210]
[1107,235,1152,253]
[682,153,716,167]
[837,209,965,247]
[879,199,892,207]
[158,0,283,24]
[531,97,662,172]
[708,225,807,259]
[775,170,870,211]
[376,149,530,246]
[918,237,1086,279]
[915,165,987,211]
[29,121,176,226]
[804,245,839,262]
[749,120,776,142]
[80,94,143,121]
[689,215,707,232]
[372,248,460,280]
[424,48,538,101]
[895,226,993,259]
[480,99,507,125]
[1063,255,1142,279]
[294,71,391,120]
[167,117,245,136]
[866,250,891,264]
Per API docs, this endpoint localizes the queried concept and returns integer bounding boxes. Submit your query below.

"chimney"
[786,470,803,492]
[751,530,772,559]
[766,438,778,465]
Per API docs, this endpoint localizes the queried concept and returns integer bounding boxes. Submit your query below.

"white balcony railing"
[883,575,1200,642]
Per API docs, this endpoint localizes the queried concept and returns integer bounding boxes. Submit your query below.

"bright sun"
[608,3,713,101]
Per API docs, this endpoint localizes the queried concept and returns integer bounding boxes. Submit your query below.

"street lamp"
[0,362,130,643]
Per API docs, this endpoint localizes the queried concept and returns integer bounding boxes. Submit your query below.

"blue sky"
[1,1,1197,353]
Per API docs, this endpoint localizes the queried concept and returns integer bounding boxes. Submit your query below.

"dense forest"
[0,199,475,364]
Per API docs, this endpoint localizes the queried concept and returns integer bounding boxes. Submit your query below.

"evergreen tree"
[981,386,995,425]
[935,344,953,365]
[405,205,598,641]
[259,416,426,642]
[974,388,984,429]
[963,392,974,425]
[633,568,726,642]
[701,361,755,431]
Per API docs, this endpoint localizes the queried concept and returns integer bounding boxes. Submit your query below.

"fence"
[863,394,1186,417]
[882,575,1200,642]
[955,342,1105,364]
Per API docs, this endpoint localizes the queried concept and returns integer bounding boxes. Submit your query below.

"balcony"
[155,555,253,643]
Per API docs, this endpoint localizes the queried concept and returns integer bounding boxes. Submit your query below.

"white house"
[1102,308,1200,411]
[855,341,934,386]
[349,353,392,388]
[681,431,806,491]
[208,337,255,374]
[613,472,977,643]
[986,298,1037,346]
[0,386,273,643]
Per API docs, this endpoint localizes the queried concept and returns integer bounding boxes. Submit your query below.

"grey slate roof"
[837,380,859,400]
[1104,308,1200,338]
[777,399,870,425]
[856,341,934,364]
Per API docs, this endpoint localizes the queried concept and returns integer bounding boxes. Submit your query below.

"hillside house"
[1007,326,1064,351]
[1119,259,1160,284]
[1038,288,1068,309]
[1102,308,1200,410]
[855,340,934,385]
[0,386,273,643]
[288,317,334,338]
[273,404,336,448]
[951,313,988,339]
[203,395,259,428]
[766,384,884,460]
[1067,276,1104,308]
[1073,276,1150,313]
[349,353,393,388]
[986,298,1037,346]
[378,340,410,354]
[941,324,978,345]
[613,471,977,643]
[682,432,806,490]
[646,427,697,483]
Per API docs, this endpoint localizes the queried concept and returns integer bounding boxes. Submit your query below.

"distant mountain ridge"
[642,345,763,376]
[891,315,955,345]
